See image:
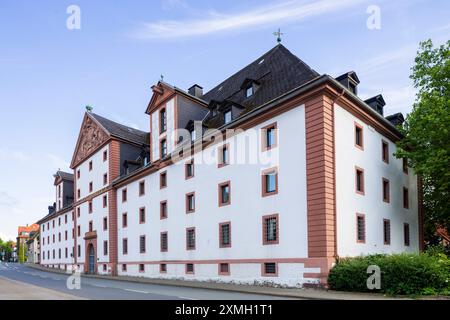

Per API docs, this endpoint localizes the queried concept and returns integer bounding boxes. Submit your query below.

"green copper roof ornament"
[160,74,164,82]
[85,105,93,112]
[273,28,283,44]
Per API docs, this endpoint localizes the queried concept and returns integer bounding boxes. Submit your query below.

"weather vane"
[85,105,93,112]
[273,28,283,43]
[160,74,164,82]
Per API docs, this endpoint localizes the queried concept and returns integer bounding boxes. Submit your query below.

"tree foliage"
[395,39,450,241]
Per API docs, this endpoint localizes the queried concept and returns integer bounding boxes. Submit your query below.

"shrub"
[328,253,450,295]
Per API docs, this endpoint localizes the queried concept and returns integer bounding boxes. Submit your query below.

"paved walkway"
[0,276,82,300]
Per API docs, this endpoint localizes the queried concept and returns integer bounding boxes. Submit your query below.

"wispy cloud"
[133,0,364,39]
[47,154,70,172]
[0,148,29,163]
[0,191,18,208]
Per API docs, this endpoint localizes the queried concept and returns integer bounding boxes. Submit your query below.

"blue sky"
[0,0,448,241]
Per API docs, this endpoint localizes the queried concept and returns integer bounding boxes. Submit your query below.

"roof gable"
[70,113,110,169]
[145,82,176,114]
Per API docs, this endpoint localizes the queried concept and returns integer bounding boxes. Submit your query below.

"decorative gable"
[145,82,176,115]
[70,114,110,169]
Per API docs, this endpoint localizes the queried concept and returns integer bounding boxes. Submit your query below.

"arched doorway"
[88,244,95,274]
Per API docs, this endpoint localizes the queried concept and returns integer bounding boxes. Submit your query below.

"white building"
[37,45,422,287]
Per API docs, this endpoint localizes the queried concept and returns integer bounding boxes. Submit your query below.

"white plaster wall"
[334,104,419,257]
[150,98,175,161]
[117,105,310,285]
[76,144,109,200]
[40,211,75,267]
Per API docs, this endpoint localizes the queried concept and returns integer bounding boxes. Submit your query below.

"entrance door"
[88,244,95,274]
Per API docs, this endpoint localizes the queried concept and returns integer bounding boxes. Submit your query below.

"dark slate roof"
[90,113,149,146]
[201,44,319,110]
[54,171,74,181]
[385,113,405,126]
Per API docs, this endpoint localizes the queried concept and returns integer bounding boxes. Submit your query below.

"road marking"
[92,284,108,288]
[124,288,149,294]
[178,296,199,300]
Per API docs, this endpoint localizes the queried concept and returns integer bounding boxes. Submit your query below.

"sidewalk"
[26,264,405,300]
[0,276,82,300]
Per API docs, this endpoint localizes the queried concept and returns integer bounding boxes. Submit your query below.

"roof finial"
[85,105,93,112]
[273,28,283,44]
[160,74,164,82]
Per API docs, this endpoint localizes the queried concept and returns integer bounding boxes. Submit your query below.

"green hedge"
[328,253,450,295]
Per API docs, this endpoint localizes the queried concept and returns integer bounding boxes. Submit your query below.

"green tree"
[395,39,450,243]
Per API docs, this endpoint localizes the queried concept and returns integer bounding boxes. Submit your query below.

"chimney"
[188,84,203,98]
[364,94,386,116]
[336,71,360,95]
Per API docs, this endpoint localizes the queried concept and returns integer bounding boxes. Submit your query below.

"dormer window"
[160,108,167,133]
[246,86,253,98]
[224,110,232,124]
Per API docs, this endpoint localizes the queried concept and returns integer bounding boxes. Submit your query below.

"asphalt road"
[0,261,296,300]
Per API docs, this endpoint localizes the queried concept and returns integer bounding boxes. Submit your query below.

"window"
[404,223,410,246]
[160,232,168,252]
[103,241,108,255]
[262,167,278,197]
[139,207,146,224]
[122,188,127,202]
[88,201,93,214]
[262,122,277,151]
[65,214,67,224]
[383,219,391,245]
[89,161,93,171]
[122,264,127,272]
[43,224,45,232]
[224,110,232,124]
[160,139,167,158]
[160,201,168,219]
[185,263,194,274]
[103,173,108,185]
[89,182,93,193]
[219,222,231,248]
[103,264,107,272]
[218,181,231,206]
[355,123,364,149]
[103,217,108,230]
[185,160,194,179]
[122,213,128,228]
[218,144,230,167]
[160,171,167,188]
[89,221,93,232]
[53,220,55,228]
[262,262,277,276]
[186,192,195,213]
[139,264,145,273]
[356,214,366,243]
[160,264,167,273]
[139,235,146,253]
[58,217,61,226]
[246,86,253,98]
[160,108,167,133]
[77,170,80,179]
[103,195,107,208]
[65,248,68,258]
[382,140,389,163]
[403,187,409,209]
[65,230,68,241]
[58,233,61,242]
[219,263,230,275]
[403,158,408,174]
[139,181,145,196]
[355,167,365,195]
[77,226,80,237]
[77,245,81,257]
[382,178,390,203]
[77,207,80,217]
[72,212,74,221]
[186,228,196,250]
[263,214,279,245]
[58,249,61,259]
[103,150,108,162]
[77,189,80,199]
[58,185,61,198]
[122,238,128,255]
